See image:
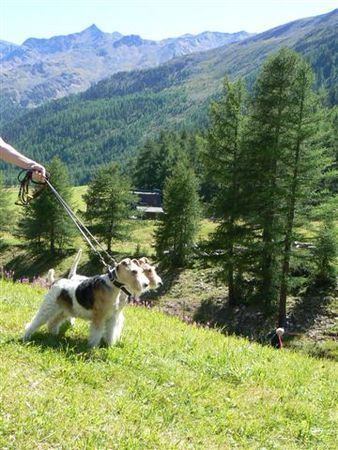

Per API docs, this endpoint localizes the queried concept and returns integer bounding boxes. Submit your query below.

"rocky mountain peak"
[113,35,145,48]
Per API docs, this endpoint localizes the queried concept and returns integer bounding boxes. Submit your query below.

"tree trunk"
[227,218,236,306]
[50,222,55,255]
[278,85,305,327]
[260,86,284,307]
[228,257,235,306]
[261,159,278,307]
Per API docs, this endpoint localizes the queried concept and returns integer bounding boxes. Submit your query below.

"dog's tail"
[68,249,83,279]
[47,269,56,286]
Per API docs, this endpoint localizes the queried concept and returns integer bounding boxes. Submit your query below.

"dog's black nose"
[143,282,149,289]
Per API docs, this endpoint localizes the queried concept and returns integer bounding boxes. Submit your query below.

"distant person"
[0,137,46,182]
[270,328,284,349]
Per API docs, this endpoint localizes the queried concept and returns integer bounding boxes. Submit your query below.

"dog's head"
[137,257,163,290]
[116,258,149,296]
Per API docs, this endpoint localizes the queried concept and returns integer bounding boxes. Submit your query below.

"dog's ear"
[139,257,149,264]
[132,258,140,266]
[122,258,131,266]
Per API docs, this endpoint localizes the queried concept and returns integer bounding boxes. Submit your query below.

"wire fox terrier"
[24,258,151,347]
[65,251,163,344]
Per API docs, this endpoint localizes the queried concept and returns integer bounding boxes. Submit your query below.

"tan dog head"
[136,257,163,290]
[116,258,149,295]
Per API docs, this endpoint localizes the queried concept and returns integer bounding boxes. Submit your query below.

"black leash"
[16,169,47,206]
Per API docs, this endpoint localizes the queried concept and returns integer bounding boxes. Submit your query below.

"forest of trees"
[1,10,337,185]
[132,49,337,326]
[0,48,336,329]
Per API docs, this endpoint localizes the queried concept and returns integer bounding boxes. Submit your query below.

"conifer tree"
[0,173,12,242]
[243,49,300,308]
[277,58,322,325]
[155,159,200,267]
[133,139,161,190]
[84,163,134,252]
[133,132,185,191]
[242,48,326,320]
[18,158,75,254]
[204,76,246,305]
[313,209,337,288]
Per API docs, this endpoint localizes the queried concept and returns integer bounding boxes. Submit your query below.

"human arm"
[0,137,46,181]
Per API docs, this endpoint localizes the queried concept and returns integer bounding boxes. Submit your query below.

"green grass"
[0,281,337,449]
[287,337,338,361]
[72,185,88,210]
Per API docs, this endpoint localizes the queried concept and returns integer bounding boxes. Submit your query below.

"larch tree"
[18,157,75,254]
[242,48,322,317]
[0,173,12,242]
[155,159,200,267]
[84,163,135,253]
[204,76,246,306]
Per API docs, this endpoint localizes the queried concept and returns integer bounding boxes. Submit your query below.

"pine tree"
[243,49,302,308]
[313,210,337,288]
[133,139,161,190]
[242,48,323,317]
[0,173,12,242]
[84,163,134,252]
[277,58,322,326]
[18,158,75,254]
[204,76,246,305]
[133,132,185,191]
[244,49,298,308]
[155,159,200,267]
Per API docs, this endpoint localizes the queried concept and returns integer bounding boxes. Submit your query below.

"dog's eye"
[132,270,138,275]
[147,269,152,273]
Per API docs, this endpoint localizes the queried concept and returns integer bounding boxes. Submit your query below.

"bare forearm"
[0,138,36,169]
[0,137,46,181]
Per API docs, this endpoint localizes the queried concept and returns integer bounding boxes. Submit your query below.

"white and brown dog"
[61,251,163,344]
[24,258,150,348]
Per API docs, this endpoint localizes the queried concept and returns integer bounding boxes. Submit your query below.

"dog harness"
[108,268,132,297]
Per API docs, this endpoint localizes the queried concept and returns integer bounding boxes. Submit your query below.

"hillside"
[0,280,337,448]
[0,26,251,109]
[1,9,337,184]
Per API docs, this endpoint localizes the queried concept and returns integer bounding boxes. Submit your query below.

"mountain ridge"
[0,27,253,109]
[1,9,337,184]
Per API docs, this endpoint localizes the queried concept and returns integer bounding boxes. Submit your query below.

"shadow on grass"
[3,246,77,279]
[4,329,124,360]
[193,296,273,339]
[287,283,337,334]
[140,266,185,304]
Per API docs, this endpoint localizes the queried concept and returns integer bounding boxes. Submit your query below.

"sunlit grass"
[0,280,337,449]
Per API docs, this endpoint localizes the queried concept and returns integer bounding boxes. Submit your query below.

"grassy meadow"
[1,185,336,360]
[0,280,337,449]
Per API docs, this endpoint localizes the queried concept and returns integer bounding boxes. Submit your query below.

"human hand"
[29,163,46,182]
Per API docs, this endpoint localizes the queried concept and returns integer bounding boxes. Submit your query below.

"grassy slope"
[1,185,336,359]
[0,280,337,449]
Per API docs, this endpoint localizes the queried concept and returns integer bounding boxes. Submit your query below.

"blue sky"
[1,0,337,44]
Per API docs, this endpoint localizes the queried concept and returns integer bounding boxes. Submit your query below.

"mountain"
[1,9,337,184]
[0,40,19,59]
[0,27,252,109]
